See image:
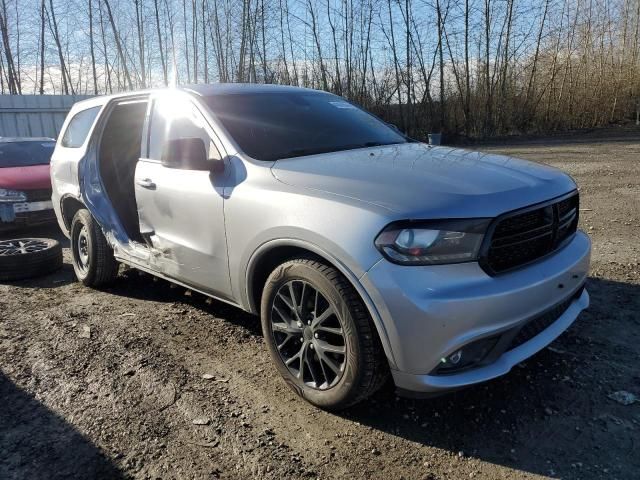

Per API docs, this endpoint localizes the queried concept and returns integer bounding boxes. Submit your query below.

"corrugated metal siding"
[0,95,93,139]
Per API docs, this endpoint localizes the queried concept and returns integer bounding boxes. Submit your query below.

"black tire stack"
[0,238,63,281]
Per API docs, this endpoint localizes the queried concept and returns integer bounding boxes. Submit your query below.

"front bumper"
[361,230,591,393]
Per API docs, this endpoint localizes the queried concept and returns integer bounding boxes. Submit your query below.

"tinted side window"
[148,99,221,161]
[61,106,100,148]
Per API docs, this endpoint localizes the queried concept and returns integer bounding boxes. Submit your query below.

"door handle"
[136,178,156,190]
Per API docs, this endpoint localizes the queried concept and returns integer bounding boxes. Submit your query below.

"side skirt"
[114,255,245,312]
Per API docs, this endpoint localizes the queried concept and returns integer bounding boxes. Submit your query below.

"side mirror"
[161,137,211,171]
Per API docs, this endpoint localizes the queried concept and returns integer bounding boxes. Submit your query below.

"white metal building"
[0,95,92,139]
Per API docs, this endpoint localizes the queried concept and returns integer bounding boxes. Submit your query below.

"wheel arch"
[60,195,86,233]
[245,239,397,369]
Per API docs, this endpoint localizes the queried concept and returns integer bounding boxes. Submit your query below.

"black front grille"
[24,189,52,202]
[481,192,579,274]
[507,285,584,351]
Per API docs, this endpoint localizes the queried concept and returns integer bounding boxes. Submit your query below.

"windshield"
[204,92,407,161]
[0,141,55,168]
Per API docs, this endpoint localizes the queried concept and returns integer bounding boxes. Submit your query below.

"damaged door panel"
[133,93,231,297]
[75,97,151,273]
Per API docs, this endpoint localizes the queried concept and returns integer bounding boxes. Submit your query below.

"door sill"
[114,254,244,311]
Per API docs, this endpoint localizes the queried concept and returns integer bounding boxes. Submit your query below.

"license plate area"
[12,201,53,213]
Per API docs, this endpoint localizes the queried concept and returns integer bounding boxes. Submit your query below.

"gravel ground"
[1,127,638,480]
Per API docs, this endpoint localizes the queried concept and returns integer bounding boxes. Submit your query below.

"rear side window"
[61,106,100,148]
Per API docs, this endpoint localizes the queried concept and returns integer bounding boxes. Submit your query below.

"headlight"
[374,218,491,265]
[0,188,27,203]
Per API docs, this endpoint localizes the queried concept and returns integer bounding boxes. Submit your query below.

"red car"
[0,137,57,230]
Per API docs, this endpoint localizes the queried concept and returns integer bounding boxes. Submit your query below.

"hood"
[271,143,576,218]
[0,164,52,191]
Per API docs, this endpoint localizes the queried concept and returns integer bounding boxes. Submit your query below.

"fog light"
[435,336,499,375]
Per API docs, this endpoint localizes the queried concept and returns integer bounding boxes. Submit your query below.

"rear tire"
[261,258,388,410]
[0,238,62,281]
[70,209,119,286]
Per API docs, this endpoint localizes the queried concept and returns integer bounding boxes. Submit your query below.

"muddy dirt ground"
[1,127,638,480]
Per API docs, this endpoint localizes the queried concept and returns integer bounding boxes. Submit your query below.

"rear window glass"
[0,141,55,167]
[61,106,100,148]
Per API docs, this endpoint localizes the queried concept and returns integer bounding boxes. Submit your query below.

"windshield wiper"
[276,147,337,160]
[276,142,403,160]
[361,141,397,148]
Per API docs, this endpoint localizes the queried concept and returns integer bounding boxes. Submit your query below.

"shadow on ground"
[107,268,264,336]
[68,269,638,478]
[99,271,638,478]
[338,276,640,478]
[3,222,638,478]
[0,373,125,480]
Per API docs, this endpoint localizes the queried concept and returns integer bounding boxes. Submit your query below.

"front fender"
[244,237,398,369]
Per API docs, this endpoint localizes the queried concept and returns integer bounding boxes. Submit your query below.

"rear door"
[134,93,231,298]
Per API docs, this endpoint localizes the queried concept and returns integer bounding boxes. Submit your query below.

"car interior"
[98,100,148,243]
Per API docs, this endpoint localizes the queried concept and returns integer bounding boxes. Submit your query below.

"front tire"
[261,258,388,410]
[70,209,119,287]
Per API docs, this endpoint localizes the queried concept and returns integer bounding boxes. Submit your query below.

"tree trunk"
[0,0,20,93]
[47,0,72,94]
[89,0,98,94]
[39,0,46,94]
[134,0,146,88]
[103,0,133,90]
[153,0,167,85]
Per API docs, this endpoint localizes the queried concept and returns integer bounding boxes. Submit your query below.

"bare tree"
[154,0,168,85]
[47,0,72,94]
[39,0,45,94]
[134,0,146,88]
[0,0,20,93]
[88,0,98,94]
[1,0,638,141]
[103,0,133,90]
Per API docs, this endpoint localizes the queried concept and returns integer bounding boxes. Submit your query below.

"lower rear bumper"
[391,287,589,394]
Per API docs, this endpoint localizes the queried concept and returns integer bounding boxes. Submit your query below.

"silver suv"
[51,84,591,409]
